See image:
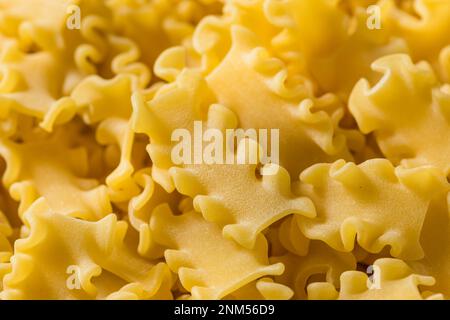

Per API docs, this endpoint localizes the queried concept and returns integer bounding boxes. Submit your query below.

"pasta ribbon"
[350,54,450,176]
[307,258,442,300]
[295,158,448,260]
[1,198,172,299]
[150,203,284,299]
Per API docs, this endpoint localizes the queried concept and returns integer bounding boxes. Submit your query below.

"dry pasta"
[0,0,449,300]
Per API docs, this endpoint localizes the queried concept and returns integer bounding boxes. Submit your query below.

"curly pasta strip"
[149,203,285,299]
[128,168,182,260]
[170,144,316,249]
[271,241,356,300]
[438,45,450,83]
[133,68,315,248]
[225,277,294,300]
[0,0,151,131]
[381,0,450,61]
[409,192,450,298]
[204,26,362,178]
[264,0,408,98]
[350,54,450,176]
[0,130,111,221]
[277,215,310,256]
[307,258,442,300]
[106,0,222,70]
[295,158,448,260]
[1,198,172,300]
[0,209,12,291]
[71,74,160,205]
[134,70,314,248]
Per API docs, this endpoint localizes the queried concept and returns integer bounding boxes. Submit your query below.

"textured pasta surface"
[0,0,448,300]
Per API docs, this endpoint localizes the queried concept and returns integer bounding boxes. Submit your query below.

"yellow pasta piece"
[132,69,215,191]
[180,276,294,300]
[409,192,450,298]
[0,0,113,42]
[265,0,408,97]
[72,75,166,203]
[185,0,284,76]
[0,2,150,131]
[157,26,364,178]
[0,39,79,129]
[0,0,449,301]
[0,129,111,220]
[277,215,310,256]
[264,0,348,58]
[295,158,448,260]
[150,203,285,299]
[71,74,139,124]
[129,168,182,259]
[0,0,77,41]
[307,258,442,300]
[1,198,172,299]
[129,168,181,231]
[133,69,315,248]
[106,0,222,69]
[0,209,12,291]
[439,45,450,83]
[271,241,356,299]
[96,117,139,201]
[170,153,315,249]
[382,0,450,61]
[205,26,363,177]
[263,222,288,257]
[225,277,294,300]
[350,54,450,176]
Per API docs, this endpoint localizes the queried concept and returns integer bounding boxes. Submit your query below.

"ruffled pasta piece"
[409,192,450,298]
[0,179,14,290]
[438,45,450,83]
[129,168,182,259]
[0,1,151,131]
[0,209,12,291]
[277,215,310,256]
[264,0,348,60]
[1,198,172,300]
[381,0,450,61]
[71,74,139,124]
[0,0,109,41]
[96,117,139,202]
[0,130,111,220]
[133,68,316,248]
[225,277,294,300]
[0,39,80,130]
[307,258,442,300]
[71,74,159,202]
[170,143,316,249]
[204,26,362,178]
[150,204,285,299]
[181,277,294,300]
[132,69,215,191]
[182,0,285,76]
[265,0,408,98]
[263,222,288,257]
[0,209,13,250]
[271,241,356,299]
[339,0,379,11]
[106,0,222,70]
[129,168,181,231]
[307,9,407,99]
[350,54,450,176]
[295,158,448,260]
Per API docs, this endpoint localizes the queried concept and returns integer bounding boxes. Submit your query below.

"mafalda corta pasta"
[0,0,449,300]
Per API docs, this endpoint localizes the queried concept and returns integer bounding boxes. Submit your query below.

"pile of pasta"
[0,0,449,300]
